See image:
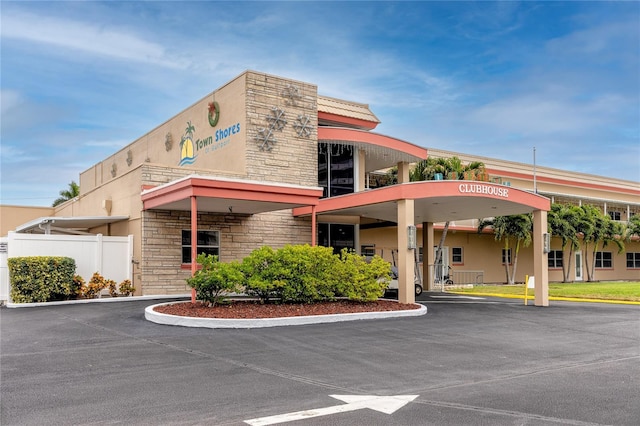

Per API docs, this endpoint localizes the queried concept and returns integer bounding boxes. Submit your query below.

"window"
[361,245,376,258]
[318,143,354,198]
[627,253,640,268]
[181,230,219,263]
[452,247,463,264]
[608,211,622,221]
[502,249,512,265]
[595,251,612,269]
[548,250,563,268]
[318,223,355,254]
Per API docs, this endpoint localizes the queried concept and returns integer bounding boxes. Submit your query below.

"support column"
[533,209,549,306]
[358,149,366,191]
[423,222,434,291]
[311,205,317,246]
[397,198,415,304]
[191,196,198,303]
[397,161,410,184]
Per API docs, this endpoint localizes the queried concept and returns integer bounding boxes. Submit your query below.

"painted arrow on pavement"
[244,394,419,425]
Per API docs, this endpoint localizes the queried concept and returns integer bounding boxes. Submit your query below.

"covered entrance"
[294,177,551,306]
[141,175,324,301]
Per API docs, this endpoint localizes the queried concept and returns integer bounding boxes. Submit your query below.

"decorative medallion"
[255,127,277,151]
[208,101,220,127]
[266,107,287,130]
[165,132,173,151]
[294,114,312,137]
[255,107,287,151]
[281,84,302,106]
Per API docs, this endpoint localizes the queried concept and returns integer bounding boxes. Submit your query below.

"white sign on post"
[527,276,535,289]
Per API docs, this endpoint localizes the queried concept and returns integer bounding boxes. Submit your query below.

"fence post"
[95,234,103,275]
[126,235,134,281]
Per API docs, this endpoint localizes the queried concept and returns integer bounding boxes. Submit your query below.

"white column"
[533,210,549,306]
[397,199,415,304]
[423,222,434,291]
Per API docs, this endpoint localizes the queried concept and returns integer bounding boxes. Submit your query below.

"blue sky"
[1,1,638,206]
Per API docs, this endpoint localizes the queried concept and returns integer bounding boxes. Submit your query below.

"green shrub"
[186,254,243,306]
[240,246,288,303]
[8,256,76,303]
[334,249,391,302]
[240,245,390,304]
[275,245,339,303]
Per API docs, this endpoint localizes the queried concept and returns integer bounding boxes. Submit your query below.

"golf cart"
[386,266,423,296]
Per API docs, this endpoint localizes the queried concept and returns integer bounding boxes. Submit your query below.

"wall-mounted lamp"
[407,225,417,250]
[102,199,112,215]
[543,233,550,254]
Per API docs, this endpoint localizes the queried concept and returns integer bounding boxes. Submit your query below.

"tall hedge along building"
[6,71,640,305]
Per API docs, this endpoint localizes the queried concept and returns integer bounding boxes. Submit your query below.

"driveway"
[1,295,638,425]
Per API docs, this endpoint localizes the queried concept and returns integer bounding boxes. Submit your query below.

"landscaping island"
[154,299,420,319]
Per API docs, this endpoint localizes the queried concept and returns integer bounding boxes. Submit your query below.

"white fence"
[0,232,133,303]
[428,264,484,291]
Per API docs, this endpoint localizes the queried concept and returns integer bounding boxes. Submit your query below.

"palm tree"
[478,214,533,284]
[625,214,640,241]
[587,214,625,281]
[575,204,611,282]
[412,157,486,271]
[548,203,581,282]
[52,181,80,207]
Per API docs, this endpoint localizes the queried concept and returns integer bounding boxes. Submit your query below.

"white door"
[575,251,583,281]
[433,246,450,281]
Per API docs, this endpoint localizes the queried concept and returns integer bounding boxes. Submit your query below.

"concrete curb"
[145,301,428,329]
[5,294,191,308]
[447,291,640,305]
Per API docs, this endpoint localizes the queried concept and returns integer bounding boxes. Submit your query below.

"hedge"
[8,256,77,303]
[187,245,392,305]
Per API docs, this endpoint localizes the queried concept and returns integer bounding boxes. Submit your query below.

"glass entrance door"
[575,251,583,281]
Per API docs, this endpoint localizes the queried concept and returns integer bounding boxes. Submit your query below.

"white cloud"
[85,139,130,148]
[1,10,183,69]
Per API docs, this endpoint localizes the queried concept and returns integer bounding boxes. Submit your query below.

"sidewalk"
[448,290,640,305]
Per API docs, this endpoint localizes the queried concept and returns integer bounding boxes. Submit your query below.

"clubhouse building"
[2,71,639,305]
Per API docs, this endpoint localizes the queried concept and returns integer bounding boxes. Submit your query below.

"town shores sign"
[458,183,509,198]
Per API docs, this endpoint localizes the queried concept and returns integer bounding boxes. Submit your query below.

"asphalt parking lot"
[1,294,639,425]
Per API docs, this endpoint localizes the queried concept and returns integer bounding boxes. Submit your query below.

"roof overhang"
[15,216,129,235]
[318,127,427,172]
[293,181,551,223]
[141,175,323,214]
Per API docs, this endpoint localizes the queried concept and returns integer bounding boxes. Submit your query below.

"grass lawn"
[452,281,640,302]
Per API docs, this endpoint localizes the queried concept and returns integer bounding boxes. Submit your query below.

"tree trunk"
[433,221,450,270]
[503,240,511,284]
[511,241,521,285]
[565,245,574,283]
[583,244,593,282]
[590,245,599,282]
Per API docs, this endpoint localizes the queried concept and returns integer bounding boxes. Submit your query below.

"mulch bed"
[154,299,420,319]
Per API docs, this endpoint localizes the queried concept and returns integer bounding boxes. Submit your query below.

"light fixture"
[407,225,417,249]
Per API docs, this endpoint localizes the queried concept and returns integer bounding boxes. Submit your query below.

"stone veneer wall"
[141,209,312,295]
[244,72,319,186]
[138,72,321,294]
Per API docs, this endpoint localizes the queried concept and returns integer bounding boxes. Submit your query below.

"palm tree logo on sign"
[179,121,196,166]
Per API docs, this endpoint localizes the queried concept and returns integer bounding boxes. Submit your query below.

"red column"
[190,196,197,303]
[311,205,317,246]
